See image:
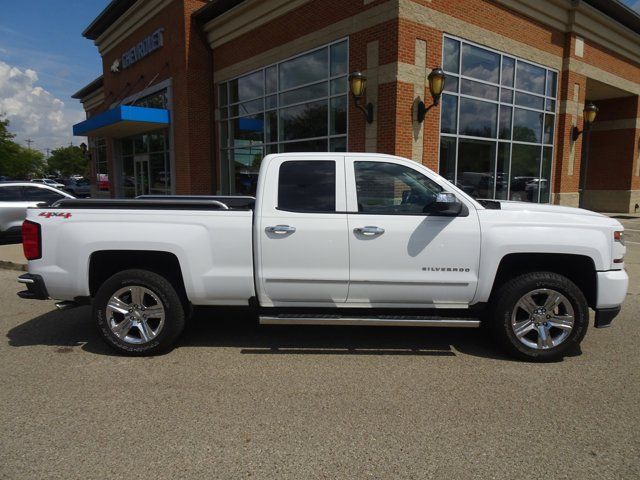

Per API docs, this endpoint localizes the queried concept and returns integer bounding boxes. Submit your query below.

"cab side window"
[354,161,442,214]
[278,161,336,213]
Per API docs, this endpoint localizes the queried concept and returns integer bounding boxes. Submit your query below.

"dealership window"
[218,39,348,194]
[439,36,557,203]
[132,90,168,109]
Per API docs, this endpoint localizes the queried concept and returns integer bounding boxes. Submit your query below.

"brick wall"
[587,96,639,190]
[94,0,212,196]
[211,0,392,72]
[175,0,640,205]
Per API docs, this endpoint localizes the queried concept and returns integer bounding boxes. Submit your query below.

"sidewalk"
[603,212,640,219]
[0,243,27,271]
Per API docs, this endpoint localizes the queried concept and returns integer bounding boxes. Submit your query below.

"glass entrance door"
[120,130,170,198]
[134,155,150,197]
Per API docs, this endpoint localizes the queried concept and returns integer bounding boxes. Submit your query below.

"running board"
[259,314,480,328]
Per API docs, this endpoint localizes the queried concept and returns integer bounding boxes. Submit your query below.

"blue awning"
[73,105,170,137]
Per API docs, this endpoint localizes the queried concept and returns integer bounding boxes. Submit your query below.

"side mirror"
[429,192,462,216]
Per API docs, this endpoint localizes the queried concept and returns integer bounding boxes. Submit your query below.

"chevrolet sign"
[118,28,164,71]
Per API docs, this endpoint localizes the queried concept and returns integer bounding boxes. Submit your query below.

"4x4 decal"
[39,212,72,219]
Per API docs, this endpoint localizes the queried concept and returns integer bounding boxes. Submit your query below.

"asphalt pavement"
[0,224,638,479]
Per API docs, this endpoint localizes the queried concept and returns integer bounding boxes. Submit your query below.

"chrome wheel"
[511,288,575,350]
[106,286,165,344]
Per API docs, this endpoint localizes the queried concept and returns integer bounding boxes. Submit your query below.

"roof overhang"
[71,75,104,100]
[193,0,246,26]
[492,0,640,65]
[72,105,169,137]
[83,0,137,40]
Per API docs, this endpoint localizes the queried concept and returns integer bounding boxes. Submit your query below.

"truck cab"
[254,153,480,308]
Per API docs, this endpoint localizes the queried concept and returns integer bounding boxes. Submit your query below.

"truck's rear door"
[255,155,349,306]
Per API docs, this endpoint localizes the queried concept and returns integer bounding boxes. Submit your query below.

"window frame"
[439,34,558,203]
[217,38,349,195]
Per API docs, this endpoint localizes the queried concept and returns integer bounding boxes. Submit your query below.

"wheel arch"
[88,250,189,307]
[489,253,597,308]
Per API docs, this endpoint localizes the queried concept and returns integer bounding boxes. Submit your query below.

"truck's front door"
[256,155,349,306]
[345,157,481,307]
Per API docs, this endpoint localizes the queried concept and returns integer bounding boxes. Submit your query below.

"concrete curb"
[0,260,27,272]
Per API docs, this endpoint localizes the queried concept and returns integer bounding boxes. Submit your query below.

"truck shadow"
[6,305,572,362]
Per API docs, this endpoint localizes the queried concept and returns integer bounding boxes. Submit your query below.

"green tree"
[0,115,14,143]
[46,145,88,177]
[0,115,46,178]
[0,115,19,173]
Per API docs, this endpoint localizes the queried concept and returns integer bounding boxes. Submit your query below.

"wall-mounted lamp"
[348,71,374,124]
[417,67,446,123]
[572,102,598,141]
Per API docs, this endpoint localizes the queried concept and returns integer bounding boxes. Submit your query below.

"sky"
[1,0,640,154]
[0,0,108,153]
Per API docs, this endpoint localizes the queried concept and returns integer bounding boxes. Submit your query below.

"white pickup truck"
[17,153,628,361]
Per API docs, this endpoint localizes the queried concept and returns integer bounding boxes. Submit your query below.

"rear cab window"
[277,161,336,213]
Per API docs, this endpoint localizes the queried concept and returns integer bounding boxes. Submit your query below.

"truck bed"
[28,198,256,305]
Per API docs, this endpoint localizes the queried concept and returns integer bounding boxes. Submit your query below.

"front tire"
[93,269,185,356]
[491,272,589,362]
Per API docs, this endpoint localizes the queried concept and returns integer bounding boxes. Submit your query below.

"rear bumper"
[0,226,22,238]
[17,273,49,300]
[594,306,621,328]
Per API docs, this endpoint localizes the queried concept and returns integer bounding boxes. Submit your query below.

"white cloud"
[0,60,85,152]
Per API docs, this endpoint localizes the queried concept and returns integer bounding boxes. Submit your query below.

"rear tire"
[93,269,185,356]
[491,271,589,362]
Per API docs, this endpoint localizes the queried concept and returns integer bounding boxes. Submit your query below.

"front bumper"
[594,306,621,328]
[596,270,628,309]
[17,273,49,300]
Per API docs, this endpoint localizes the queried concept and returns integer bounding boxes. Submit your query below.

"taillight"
[22,220,41,260]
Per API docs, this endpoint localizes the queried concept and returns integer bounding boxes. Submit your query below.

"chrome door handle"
[266,225,296,234]
[354,226,385,236]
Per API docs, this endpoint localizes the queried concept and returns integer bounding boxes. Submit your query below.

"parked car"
[525,178,549,202]
[0,182,74,240]
[458,171,494,199]
[31,178,66,189]
[17,153,628,362]
[64,178,91,198]
[97,174,110,192]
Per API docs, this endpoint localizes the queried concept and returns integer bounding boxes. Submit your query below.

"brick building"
[73,0,640,212]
